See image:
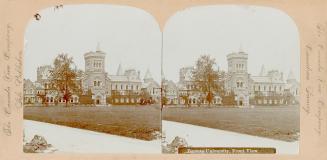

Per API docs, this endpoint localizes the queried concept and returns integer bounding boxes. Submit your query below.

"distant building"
[141,69,161,103]
[174,66,222,106]
[224,50,299,106]
[82,46,108,105]
[23,45,299,107]
[225,51,250,106]
[23,45,160,106]
[164,50,299,107]
[162,78,178,105]
[107,66,142,105]
[249,67,299,105]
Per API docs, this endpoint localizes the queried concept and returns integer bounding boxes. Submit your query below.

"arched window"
[236,80,243,88]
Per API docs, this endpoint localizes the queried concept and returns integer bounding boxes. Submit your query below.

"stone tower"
[84,44,107,105]
[226,50,249,106]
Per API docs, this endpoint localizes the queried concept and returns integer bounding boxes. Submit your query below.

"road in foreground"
[162,120,299,154]
[24,120,161,153]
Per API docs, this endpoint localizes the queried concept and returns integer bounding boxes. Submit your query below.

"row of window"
[24,96,79,103]
[93,60,102,68]
[256,99,296,105]
[181,97,221,104]
[236,63,245,70]
[92,81,142,91]
[148,88,160,95]
[110,84,140,90]
[24,89,34,94]
[253,85,283,92]
[114,98,139,104]
[236,82,244,88]
[186,84,196,90]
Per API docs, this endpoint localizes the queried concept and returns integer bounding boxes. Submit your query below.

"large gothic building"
[23,46,160,106]
[162,50,300,106]
[23,47,299,107]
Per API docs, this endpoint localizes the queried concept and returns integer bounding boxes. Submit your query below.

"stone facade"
[163,50,299,107]
[82,48,108,105]
[23,46,159,106]
[23,47,299,107]
[225,51,250,106]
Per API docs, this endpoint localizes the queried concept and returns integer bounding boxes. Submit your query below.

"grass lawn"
[24,105,161,141]
[162,105,300,142]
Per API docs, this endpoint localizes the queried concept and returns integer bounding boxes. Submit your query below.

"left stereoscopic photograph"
[23,4,162,153]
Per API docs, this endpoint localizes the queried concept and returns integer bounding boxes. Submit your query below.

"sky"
[163,5,300,82]
[24,4,161,82]
[24,4,300,84]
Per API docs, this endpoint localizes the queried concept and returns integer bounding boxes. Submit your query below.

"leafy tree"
[49,54,81,107]
[139,89,152,105]
[36,91,47,106]
[192,55,222,106]
[180,95,190,107]
[162,96,168,106]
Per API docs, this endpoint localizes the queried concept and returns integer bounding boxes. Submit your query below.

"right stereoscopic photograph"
[161,5,300,154]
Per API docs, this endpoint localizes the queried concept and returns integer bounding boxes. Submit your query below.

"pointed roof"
[259,65,266,76]
[161,70,166,80]
[116,63,124,76]
[96,42,101,51]
[144,69,153,80]
[287,70,295,80]
[239,43,244,53]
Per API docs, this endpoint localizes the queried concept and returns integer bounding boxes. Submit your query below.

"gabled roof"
[287,70,296,80]
[108,75,142,83]
[116,63,124,76]
[251,76,284,84]
[144,69,153,80]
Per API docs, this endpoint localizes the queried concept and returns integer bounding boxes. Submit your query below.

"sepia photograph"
[22,3,300,155]
[23,4,162,153]
[161,5,300,154]
[2,0,327,159]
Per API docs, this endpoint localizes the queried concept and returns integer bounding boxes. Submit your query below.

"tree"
[139,89,151,105]
[49,54,81,107]
[192,55,222,106]
[180,94,190,107]
[162,96,168,106]
[36,91,47,106]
